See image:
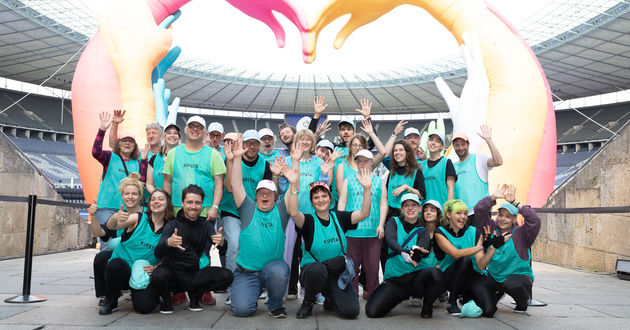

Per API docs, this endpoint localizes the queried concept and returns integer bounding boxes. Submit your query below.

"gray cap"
[354,149,374,160]
[429,131,445,144]
[422,199,442,212]
[316,139,335,151]
[404,127,420,138]
[207,122,224,134]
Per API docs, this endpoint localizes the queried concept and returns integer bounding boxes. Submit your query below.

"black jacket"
[154,210,215,271]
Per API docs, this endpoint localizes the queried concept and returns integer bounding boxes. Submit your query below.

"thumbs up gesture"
[211,227,224,247]
[115,205,129,226]
[168,228,185,251]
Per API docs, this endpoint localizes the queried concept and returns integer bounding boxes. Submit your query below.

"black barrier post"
[5,194,47,303]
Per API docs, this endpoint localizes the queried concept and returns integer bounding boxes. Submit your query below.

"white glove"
[401,252,413,264]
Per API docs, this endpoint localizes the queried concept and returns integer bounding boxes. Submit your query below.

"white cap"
[256,179,277,193]
[316,139,335,151]
[242,129,261,142]
[404,127,420,138]
[422,199,443,212]
[208,122,224,134]
[259,128,275,138]
[429,131,445,144]
[354,149,374,160]
[186,115,206,129]
[296,116,311,131]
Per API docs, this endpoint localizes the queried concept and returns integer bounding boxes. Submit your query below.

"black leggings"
[104,257,160,314]
[151,265,233,302]
[365,267,444,318]
[93,250,113,298]
[442,257,473,304]
[299,262,359,319]
[490,274,532,310]
[464,271,497,317]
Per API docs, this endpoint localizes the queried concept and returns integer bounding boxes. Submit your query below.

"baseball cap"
[354,149,374,160]
[429,131,445,144]
[163,123,180,134]
[338,116,356,129]
[186,115,206,129]
[242,129,261,142]
[316,139,335,151]
[256,179,277,193]
[296,117,312,131]
[118,131,136,142]
[223,132,238,142]
[498,202,519,216]
[404,127,420,138]
[259,128,275,138]
[207,122,224,134]
[422,200,443,212]
[400,193,421,206]
[452,132,469,143]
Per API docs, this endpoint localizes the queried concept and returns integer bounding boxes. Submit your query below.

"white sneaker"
[286,294,297,300]
[259,289,267,299]
[225,294,231,305]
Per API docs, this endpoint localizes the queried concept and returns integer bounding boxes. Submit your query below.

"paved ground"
[1,249,629,329]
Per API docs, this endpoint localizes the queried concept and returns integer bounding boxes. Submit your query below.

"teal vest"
[219,190,239,217]
[345,174,382,238]
[300,212,346,268]
[287,156,322,216]
[237,205,285,271]
[97,153,140,209]
[331,147,348,205]
[387,169,418,209]
[454,154,488,212]
[487,229,534,282]
[438,226,484,274]
[242,155,267,200]
[420,157,449,207]
[110,213,161,267]
[342,160,358,181]
[384,218,436,279]
[151,153,165,190]
[171,145,216,207]
[259,150,280,165]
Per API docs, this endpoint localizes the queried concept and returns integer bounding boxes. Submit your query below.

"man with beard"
[258,128,279,165]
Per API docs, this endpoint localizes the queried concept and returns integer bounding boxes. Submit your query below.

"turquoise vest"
[171,145,216,207]
[109,213,161,267]
[454,154,488,212]
[420,157,449,207]
[237,205,286,271]
[384,218,436,279]
[487,229,534,282]
[242,155,267,200]
[331,147,348,205]
[387,169,418,209]
[96,153,140,209]
[344,174,382,238]
[287,156,322,216]
[438,226,484,274]
[300,212,346,267]
[220,190,239,217]
[259,150,280,165]
[151,153,165,190]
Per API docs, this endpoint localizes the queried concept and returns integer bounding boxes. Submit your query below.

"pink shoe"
[201,292,216,305]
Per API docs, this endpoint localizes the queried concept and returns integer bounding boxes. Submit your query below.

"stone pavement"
[1,249,629,329]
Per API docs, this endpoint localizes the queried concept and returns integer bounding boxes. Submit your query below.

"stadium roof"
[0,0,629,114]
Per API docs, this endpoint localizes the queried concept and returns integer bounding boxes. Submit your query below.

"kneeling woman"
[286,162,372,319]
[99,175,170,315]
[365,194,443,319]
[434,200,496,317]
[474,185,541,313]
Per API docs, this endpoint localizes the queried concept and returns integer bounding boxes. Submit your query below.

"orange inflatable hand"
[99,0,173,142]
[306,0,407,63]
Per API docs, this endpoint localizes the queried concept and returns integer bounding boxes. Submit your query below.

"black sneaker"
[188,298,203,312]
[296,302,314,319]
[98,297,106,307]
[98,298,118,315]
[446,302,461,316]
[439,291,449,303]
[323,296,336,312]
[513,305,527,314]
[160,296,173,314]
[269,307,287,318]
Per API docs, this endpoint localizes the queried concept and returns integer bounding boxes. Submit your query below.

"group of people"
[89,97,540,320]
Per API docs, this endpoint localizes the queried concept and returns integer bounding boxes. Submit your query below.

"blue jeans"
[220,215,241,273]
[230,259,290,317]
[95,208,117,251]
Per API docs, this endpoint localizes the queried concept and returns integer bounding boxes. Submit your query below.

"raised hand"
[356,167,373,189]
[482,225,493,249]
[290,142,305,162]
[282,163,299,185]
[270,156,285,176]
[315,119,332,138]
[360,119,374,135]
[320,158,335,174]
[306,0,406,63]
[393,120,407,136]
[478,124,493,141]
[505,184,516,203]
[233,137,247,159]
[224,140,235,161]
[355,98,372,119]
[141,143,150,160]
[330,147,344,162]
[491,232,512,249]
[314,96,328,116]
[211,227,224,246]
[435,31,489,155]
[167,228,185,251]
[112,110,126,125]
[99,112,113,131]
[226,0,309,60]
[492,184,508,200]
[114,205,129,227]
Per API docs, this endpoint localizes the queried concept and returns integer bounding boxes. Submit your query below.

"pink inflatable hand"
[226,0,309,61]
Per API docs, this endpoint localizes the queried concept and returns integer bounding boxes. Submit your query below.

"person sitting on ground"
[152,184,233,314]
